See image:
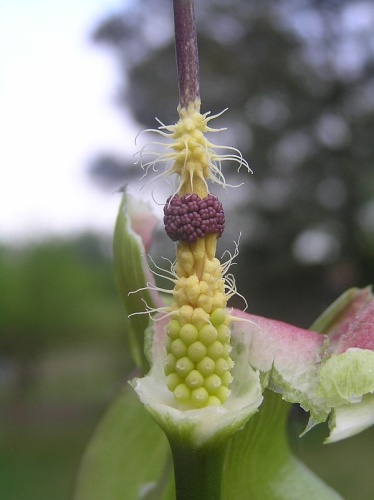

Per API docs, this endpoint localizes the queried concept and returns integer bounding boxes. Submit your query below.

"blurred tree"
[89,0,374,326]
[0,235,128,394]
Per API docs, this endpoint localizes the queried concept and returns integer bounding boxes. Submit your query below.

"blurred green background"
[0,235,133,499]
[2,0,374,498]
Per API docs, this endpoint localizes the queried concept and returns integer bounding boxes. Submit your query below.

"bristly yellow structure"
[137,99,250,198]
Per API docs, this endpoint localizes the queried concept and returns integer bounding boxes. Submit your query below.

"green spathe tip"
[317,348,374,406]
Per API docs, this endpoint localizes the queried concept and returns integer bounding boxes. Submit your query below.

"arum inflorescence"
[164,113,233,408]
[138,99,251,410]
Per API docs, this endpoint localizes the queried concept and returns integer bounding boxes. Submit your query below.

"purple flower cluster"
[164,193,225,242]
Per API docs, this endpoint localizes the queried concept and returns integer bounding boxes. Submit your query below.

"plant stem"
[169,437,226,500]
[173,0,200,108]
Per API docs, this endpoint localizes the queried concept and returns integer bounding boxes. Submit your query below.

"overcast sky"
[0,0,144,244]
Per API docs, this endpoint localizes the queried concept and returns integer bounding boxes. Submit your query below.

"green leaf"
[73,385,174,500]
[222,391,342,500]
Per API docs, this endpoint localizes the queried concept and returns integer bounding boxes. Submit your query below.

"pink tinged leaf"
[127,197,159,252]
[332,299,374,354]
[310,286,374,350]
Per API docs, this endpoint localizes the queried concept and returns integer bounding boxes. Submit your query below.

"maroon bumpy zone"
[163,193,225,242]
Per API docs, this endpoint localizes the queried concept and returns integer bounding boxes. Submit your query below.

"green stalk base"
[168,437,226,500]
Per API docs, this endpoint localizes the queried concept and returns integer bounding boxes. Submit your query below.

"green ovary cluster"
[164,308,234,408]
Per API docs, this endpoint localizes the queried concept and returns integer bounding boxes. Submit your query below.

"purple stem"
[173,0,200,108]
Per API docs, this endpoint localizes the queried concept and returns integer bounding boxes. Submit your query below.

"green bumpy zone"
[164,308,234,408]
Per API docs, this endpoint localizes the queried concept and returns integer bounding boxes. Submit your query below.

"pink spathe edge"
[231,309,325,374]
